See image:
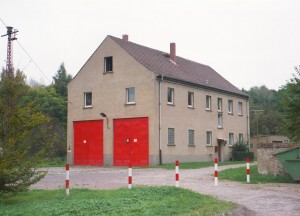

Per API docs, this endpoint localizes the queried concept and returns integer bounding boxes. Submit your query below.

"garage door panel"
[114,117,148,166]
[74,120,103,166]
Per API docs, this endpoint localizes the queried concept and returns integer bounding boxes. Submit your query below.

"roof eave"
[157,75,249,99]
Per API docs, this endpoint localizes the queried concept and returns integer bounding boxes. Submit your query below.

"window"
[168,128,175,145]
[217,98,222,112]
[84,92,92,107]
[239,133,244,142]
[126,87,135,104]
[229,133,234,146]
[238,102,243,115]
[104,56,113,72]
[188,130,195,146]
[188,92,194,107]
[206,95,211,110]
[206,131,212,146]
[217,113,223,128]
[167,88,174,104]
[228,100,233,114]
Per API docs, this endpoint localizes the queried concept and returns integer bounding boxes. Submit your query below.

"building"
[67,34,249,166]
[250,135,290,159]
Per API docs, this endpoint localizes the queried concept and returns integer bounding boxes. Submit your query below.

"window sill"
[167,103,175,106]
[103,71,113,74]
[188,144,195,147]
[83,106,93,109]
[187,106,195,109]
[125,102,136,106]
[206,145,213,147]
[238,114,243,116]
[167,144,176,146]
[228,112,234,115]
[217,127,223,129]
[217,110,223,113]
[206,108,212,112]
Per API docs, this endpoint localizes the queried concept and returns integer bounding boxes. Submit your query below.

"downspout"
[158,74,164,165]
[246,96,250,151]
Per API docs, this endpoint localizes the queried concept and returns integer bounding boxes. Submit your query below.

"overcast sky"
[1,0,299,90]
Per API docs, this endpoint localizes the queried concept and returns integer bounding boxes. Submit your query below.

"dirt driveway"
[31,164,300,216]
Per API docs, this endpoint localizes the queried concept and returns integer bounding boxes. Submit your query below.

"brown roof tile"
[109,35,248,98]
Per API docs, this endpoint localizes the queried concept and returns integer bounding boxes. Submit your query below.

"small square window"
[238,102,243,115]
[84,92,92,107]
[228,100,233,114]
[206,95,211,110]
[206,131,212,146]
[104,56,113,72]
[188,92,194,107]
[167,88,174,104]
[168,128,175,145]
[126,87,135,104]
[229,133,234,146]
[218,113,223,128]
[217,98,222,112]
[188,130,195,146]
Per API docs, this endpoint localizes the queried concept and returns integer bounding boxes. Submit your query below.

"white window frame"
[167,88,174,104]
[84,92,92,107]
[229,133,234,146]
[217,113,223,128]
[188,92,194,108]
[206,95,211,111]
[126,87,135,104]
[238,102,243,115]
[168,128,175,145]
[188,129,195,146]
[104,56,113,72]
[206,131,212,146]
[217,98,222,112]
[228,100,233,114]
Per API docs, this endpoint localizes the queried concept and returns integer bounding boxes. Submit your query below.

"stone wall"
[257,143,298,176]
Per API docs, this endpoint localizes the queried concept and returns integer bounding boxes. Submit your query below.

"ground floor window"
[168,128,175,145]
[206,131,212,146]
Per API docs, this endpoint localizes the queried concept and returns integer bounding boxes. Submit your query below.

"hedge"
[232,151,254,161]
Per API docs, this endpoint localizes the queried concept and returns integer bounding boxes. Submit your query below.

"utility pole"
[252,110,264,136]
[1,26,18,78]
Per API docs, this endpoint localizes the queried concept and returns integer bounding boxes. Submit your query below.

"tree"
[280,69,300,142]
[244,86,283,136]
[0,69,55,194]
[52,63,72,98]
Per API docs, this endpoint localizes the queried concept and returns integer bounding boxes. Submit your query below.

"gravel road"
[31,164,300,216]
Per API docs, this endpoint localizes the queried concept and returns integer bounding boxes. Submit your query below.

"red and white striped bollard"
[214,157,218,186]
[175,160,179,187]
[66,164,70,195]
[128,162,132,189]
[246,157,250,183]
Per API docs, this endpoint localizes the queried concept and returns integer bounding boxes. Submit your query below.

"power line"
[0,17,51,83]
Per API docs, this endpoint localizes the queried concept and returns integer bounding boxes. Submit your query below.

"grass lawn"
[219,165,295,184]
[37,157,66,167]
[0,186,235,216]
[151,161,243,170]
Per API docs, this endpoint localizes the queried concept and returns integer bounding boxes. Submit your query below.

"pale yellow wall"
[67,37,159,165]
[160,80,249,163]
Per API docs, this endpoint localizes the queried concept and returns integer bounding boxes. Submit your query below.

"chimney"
[122,34,128,41]
[170,42,176,62]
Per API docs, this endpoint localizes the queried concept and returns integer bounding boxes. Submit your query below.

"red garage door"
[74,120,103,166]
[114,117,149,166]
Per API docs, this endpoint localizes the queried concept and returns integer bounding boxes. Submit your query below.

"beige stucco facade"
[67,36,249,166]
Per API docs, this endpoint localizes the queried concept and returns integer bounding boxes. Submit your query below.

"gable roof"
[109,35,248,98]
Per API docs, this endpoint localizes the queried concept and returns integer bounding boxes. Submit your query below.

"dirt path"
[31,164,300,216]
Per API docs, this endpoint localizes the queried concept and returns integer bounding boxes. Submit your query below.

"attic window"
[104,56,113,72]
